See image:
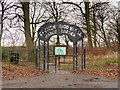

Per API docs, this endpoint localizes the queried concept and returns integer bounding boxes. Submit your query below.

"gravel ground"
[2,70,118,88]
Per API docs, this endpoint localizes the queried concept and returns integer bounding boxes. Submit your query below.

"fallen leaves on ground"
[2,61,46,79]
[75,69,118,78]
[2,61,118,79]
[65,65,118,78]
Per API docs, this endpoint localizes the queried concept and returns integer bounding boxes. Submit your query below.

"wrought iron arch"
[38,21,84,43]
[35,21,85,72]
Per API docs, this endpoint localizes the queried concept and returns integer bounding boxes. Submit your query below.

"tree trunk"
[0,14,3,61]
[21,2,35,61]
[0,15,3,47]
[0,2,4,61]
[93,5,97,47]
[117,19,120,46]
[101,19,109,47]
[0,2,4,47]
[118,1,120,77]
[84,2,93,47]
[62,2,93,47]
[53,2,60,45]
[117,2,120,47]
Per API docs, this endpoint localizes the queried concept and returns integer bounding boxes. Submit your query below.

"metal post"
[81,39,84,71]
[38,39,40,70]
[75,42,78,71]
[0,46,2,61]
[55,56,57,73]
[64,56,65,63]
[43,41,46,71]
[35,48,38,70]
[73,43,75,72]
[47,41,49,72]
[9,51,11,71]
[83,48,86,69]
[58,56,60,70]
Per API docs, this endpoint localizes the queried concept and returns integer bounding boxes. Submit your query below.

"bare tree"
[62,1,93,47]
[106,7,118,47]
[1,0,119,50]
[0,0,15,47]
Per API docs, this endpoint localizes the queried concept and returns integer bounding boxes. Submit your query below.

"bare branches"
[0,1,119,47]
[62,2,85,17]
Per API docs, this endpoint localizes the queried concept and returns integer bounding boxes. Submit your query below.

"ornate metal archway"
[35,21,85,72]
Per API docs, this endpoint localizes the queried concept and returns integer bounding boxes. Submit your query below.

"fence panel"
[83,47,118,73]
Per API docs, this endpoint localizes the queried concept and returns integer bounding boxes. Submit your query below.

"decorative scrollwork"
[38,21,84,42]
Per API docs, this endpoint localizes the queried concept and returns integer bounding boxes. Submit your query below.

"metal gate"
[35,21,85,73]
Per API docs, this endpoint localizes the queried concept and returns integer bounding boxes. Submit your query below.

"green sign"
[55,46,67,56]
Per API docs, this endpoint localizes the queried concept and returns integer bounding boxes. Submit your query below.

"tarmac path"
[2,70,118,88]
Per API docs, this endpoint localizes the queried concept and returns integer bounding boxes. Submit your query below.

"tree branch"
[62,2,85,17]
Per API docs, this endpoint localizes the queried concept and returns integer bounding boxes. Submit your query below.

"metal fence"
[2,47,29,62]
[83,47,118,71]
[46,47,118,72]
[2,47,118,72]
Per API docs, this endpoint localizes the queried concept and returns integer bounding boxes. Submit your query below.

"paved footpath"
[2,70,118,88]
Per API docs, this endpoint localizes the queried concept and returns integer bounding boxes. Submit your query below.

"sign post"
[54,45,67,72]
[54,46,67,56]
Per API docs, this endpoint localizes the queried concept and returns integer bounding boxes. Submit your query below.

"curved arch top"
[38,21,84,42]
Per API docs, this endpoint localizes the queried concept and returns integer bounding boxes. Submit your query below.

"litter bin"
[10,53,19,64]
